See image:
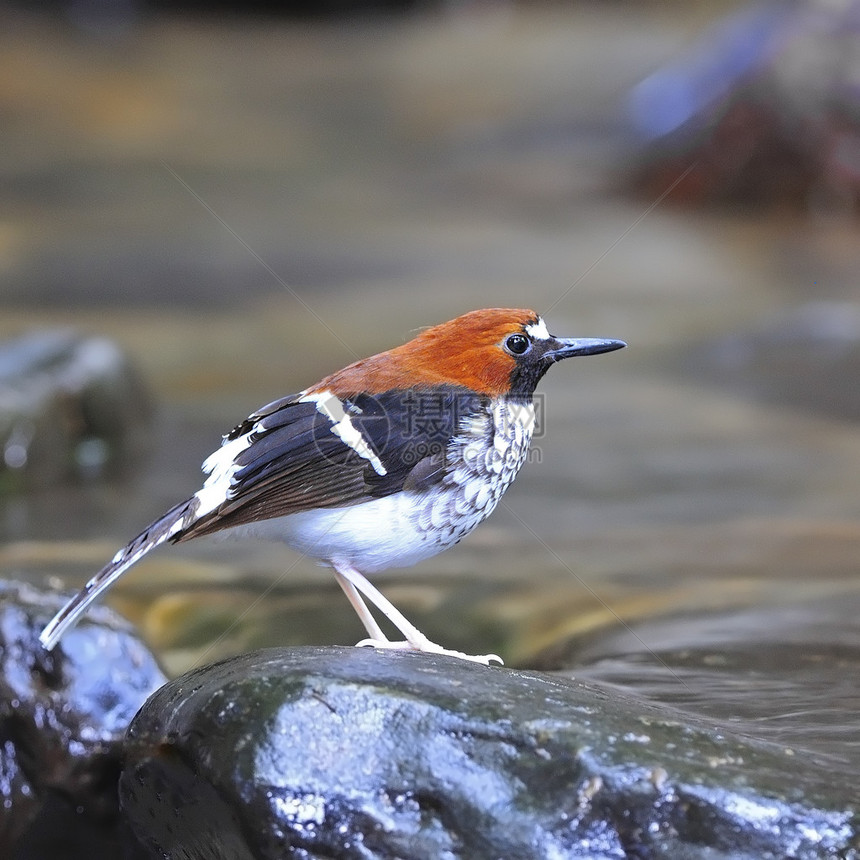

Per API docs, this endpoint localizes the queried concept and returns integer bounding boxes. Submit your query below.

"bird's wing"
[183,386,486,538]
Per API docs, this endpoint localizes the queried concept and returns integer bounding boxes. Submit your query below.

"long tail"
[39,498,196,650]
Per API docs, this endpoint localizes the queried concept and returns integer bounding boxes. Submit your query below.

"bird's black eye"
[504,333,530,355]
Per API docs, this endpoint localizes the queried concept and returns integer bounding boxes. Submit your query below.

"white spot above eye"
[525,318,550,341]
[301,390,388,476]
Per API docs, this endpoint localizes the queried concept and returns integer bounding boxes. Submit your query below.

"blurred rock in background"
[690,300,860,419]
[0,331,153,493]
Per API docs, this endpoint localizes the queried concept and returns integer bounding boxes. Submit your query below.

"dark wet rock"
[627,0,860,210]
[121,646,858,860]
[0,330,153,493]
[0,580,166,860]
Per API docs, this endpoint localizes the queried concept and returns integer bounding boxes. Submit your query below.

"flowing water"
[1,2,859,801]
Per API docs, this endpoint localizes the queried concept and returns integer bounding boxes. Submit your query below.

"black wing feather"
[185,386,486,537]
[349,388,486,497]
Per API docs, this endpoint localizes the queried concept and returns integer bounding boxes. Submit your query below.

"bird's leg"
[332,562,503,666]
[333,569,389,643]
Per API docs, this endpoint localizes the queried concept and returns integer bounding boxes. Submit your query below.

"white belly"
[240,491,459,573]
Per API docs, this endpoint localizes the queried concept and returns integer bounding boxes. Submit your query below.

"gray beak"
[544,337,626,362]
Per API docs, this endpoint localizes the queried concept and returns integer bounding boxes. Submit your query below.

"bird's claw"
[355,638,503,666]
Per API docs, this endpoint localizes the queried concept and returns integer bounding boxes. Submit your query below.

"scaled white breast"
[438,398,537,533]
[459,400,535,481]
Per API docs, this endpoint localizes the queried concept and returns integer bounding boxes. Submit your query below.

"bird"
[39,308,624,664]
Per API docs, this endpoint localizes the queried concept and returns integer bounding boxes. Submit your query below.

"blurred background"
[1,0,859,789]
